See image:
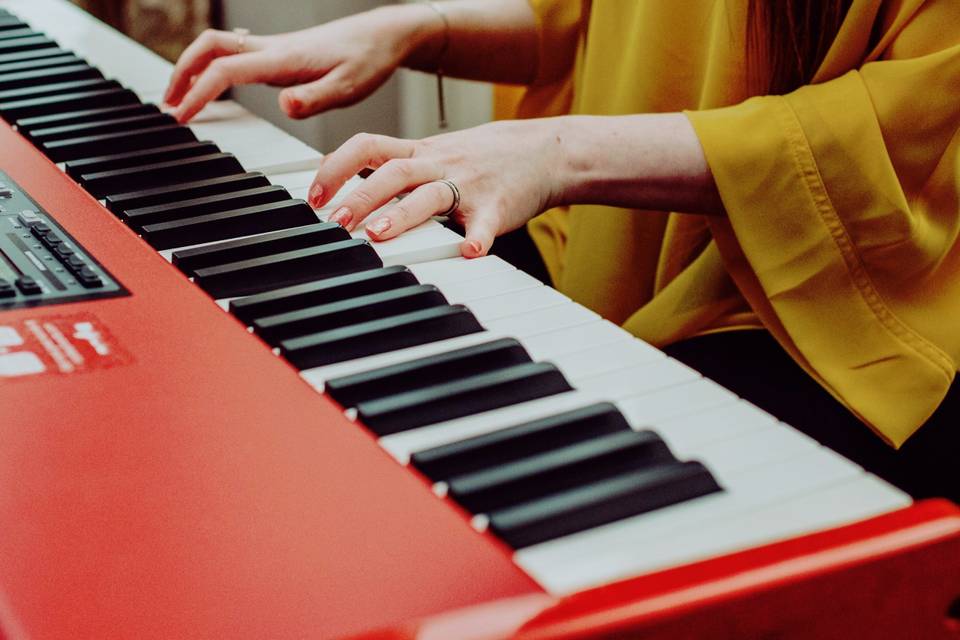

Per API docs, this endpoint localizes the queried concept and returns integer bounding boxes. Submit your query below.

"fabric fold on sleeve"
[515,0,584,119]
[686,53,960,447]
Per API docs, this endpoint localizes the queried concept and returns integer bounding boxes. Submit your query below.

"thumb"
[461,215,499,258]
[279,70,356,119]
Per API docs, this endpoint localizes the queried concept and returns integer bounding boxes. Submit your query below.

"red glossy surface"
[0,123,539,639]
[353,500,960,640]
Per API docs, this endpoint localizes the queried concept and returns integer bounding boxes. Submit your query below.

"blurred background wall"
[71,0,493,153]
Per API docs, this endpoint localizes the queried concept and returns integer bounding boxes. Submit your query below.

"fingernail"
[368,217,391,236]
[308,183,324,206]
[284,90,302,113]
[329,207,352,228]
[469,241,482,255]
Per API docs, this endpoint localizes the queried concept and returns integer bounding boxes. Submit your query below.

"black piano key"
[67,141,219,180]
[125,184,290,231]
[0,54,85,76]
[0,28,34,41]
[44,125,197,163]
[0,18,28,32]
[171,220,347,275]
[253,284,448,344]
[489,461,722,548]
[29,111,175,144]
[326,338,532,409]
[79,152,242,199]
[141,199,317,252]
[411,403,634,481]
[191,237,382,298]
[356,362,573,437]
[448,430,675,514]
[0,35,57,55]
[0,45,69,66]
[0,77,116,103]
[0,63,100,92]
[16,102,158,132]
[280,304,484,370]
[104,171,270,214]
[229,265,418,325]
[0,87,139,121]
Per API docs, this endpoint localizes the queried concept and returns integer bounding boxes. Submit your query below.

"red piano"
[0,2,958,638]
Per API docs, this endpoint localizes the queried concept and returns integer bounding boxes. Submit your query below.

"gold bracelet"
[423,1,449,129]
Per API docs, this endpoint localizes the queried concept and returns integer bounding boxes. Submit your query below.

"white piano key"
[672,423,820,476]
[376,225,463,265]
[187,101,322,174]
[514,450,897,595]
[521,321,638,362]
[407,255,515,284]
[653,400,780,449]
[270,170,327,194]
[615,377,737,426]
[573,359,700,395]
[549,340,664,383]
[483,302,598,336]
[469,287,569,323]
[439,270,543,304]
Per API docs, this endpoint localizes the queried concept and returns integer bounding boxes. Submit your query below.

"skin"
[163,1,723,258]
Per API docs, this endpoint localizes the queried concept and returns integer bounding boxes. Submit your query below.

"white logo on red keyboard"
[73,321,110,355]
[0,326,46,378]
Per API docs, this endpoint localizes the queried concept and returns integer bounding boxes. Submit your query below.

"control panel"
[0,171,125,310]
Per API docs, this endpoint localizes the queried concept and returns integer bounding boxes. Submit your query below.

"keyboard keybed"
[0,1,910,597]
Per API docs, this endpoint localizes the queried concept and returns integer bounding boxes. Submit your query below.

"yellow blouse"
[520,0,960,448]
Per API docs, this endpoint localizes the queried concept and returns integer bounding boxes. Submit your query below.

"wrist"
[371,3,447,71]
[549,115,598,208]
[550,113,724,215]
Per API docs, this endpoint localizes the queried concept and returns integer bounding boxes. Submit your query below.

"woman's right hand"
[162,5,440,123]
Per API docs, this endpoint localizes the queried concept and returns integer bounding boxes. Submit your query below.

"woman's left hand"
[307,119,565,258]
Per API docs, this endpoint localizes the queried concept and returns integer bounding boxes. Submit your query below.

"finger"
[308,133,416,210]
[164,29,252,106]
[172,51,277,123]
[461,214,498,258]
[279,67,360,119]
[333,159,443,231]
[366,179,453,241]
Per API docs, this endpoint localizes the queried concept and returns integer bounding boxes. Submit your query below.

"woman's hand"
[310,113,724,258]
[309,119,566,258]
[163,6,441,123]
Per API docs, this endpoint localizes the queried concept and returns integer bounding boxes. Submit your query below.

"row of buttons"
[28,221,103,288]
[0,275,42,298]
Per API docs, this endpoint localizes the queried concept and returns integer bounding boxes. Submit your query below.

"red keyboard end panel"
[0,123,540,639]
[349,500,960,640]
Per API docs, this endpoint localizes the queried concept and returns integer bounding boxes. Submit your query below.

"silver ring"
[435,179,460,216]
[232,27,250,54]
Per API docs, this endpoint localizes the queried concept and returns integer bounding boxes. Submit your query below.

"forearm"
[377,0,538,85]
[552,113,725,215]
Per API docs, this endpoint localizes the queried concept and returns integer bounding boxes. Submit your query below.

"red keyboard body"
[2,112,959,640]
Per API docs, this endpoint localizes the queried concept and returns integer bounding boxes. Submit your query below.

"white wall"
[221,0,492,153]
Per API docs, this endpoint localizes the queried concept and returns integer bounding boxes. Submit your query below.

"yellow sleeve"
[515,0,585,119]
[518,0,587,280]
[685,2,960,447]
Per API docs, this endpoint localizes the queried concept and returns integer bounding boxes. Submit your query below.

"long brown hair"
[747,0,853,95]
